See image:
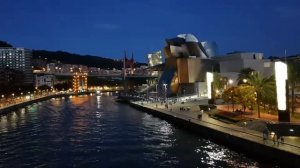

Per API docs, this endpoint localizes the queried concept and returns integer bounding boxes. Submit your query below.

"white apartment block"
[35,74,55,88]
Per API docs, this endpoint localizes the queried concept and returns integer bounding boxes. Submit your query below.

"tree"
[236,84,256,113]
[287,59,300,114]
[222,86,239,112]
[247,72,275,118]
[237,68,255,85]
[261,89,277,113]
[213,73,227,98]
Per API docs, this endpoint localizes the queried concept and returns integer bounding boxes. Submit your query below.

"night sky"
[1,0,300,62]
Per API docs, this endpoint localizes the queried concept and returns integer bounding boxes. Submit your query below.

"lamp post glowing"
[163,83,168,101]
[1,95,4,107]
[156,84,158,100]
[12,93,15,103]
[206,72,214,100]
[275,61,289,122]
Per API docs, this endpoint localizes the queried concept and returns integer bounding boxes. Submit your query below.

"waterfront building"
[72,72,88,92]
[159,34,219,97]
[213,51,275,85]
[46,63,88,74]
[35,74,56,89]
[0,68,24,85]
[0,47,33,84]
[148,51,163,67]
[201,41,219,58]
[147,51,162,77]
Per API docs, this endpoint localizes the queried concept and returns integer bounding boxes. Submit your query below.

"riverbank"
[0,92,88,115]
[129,100,300,167]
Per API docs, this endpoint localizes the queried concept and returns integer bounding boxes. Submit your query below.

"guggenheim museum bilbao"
[150,33,276,98]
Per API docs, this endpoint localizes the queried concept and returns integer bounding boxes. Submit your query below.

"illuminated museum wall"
[158,34,219,96]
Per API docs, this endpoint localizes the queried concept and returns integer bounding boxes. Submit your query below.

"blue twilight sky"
[1,0,300,62]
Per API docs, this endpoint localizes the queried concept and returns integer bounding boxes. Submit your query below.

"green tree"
[247,72,275,118]
[222,86,239,111]
[236,84,256,113]
[287,59,300,114]
[237,68,255,85]
[261,89,277,113]
[213,73,227,98]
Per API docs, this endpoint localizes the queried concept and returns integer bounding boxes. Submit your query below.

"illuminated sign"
[206,72,213,99]
[275,62,287,110]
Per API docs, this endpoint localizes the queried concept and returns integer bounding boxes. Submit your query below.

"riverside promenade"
[130,99,300,167]
[0,92,81,115]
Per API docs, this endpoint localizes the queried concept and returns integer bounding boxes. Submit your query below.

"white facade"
[214,52,275,85]
[35,75,55,88]
[147,51,162,67]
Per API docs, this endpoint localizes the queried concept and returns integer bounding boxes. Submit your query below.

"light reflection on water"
[0,95,276,167]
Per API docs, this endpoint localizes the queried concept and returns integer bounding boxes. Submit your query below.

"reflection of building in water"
[159,34,219,97]
[96,95,101,110]
[72,73,88,92]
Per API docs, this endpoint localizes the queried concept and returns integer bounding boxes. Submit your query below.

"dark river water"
[0,95,277,167]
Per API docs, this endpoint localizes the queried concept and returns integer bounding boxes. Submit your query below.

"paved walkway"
[133,100,300,156]
[217,104,300,123]
[0,94,56,110]
[0,93,74,113]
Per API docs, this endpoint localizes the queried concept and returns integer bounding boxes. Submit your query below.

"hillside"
[32,50,126,69]
[0,40,13,47]
[0,40,147,69]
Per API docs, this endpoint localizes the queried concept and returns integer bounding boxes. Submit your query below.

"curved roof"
[177,34,199,43]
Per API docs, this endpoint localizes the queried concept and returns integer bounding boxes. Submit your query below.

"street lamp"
[1,95,4,105]
[163,83,168,101]
[12,93,15,102]
[156,84,158,100]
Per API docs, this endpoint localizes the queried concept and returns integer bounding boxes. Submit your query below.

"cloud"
[94,23,119,30]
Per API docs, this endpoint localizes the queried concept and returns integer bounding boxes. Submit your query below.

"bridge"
[33,71,158,79]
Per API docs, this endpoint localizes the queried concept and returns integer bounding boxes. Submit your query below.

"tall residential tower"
[0,47,33,84]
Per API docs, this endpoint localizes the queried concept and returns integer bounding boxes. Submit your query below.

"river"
[0,94,276,167]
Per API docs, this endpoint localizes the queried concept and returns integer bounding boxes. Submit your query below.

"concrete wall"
[130,103,300,167]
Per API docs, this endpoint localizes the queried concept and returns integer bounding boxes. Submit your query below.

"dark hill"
[1,40,147,69]
[32,50,147,70]
[0,40,13,47]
